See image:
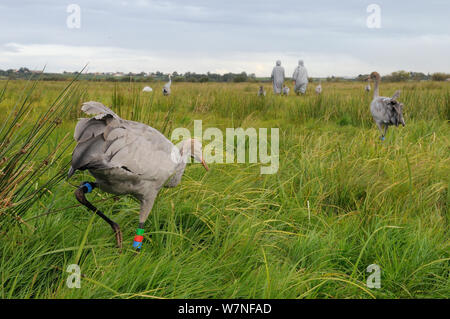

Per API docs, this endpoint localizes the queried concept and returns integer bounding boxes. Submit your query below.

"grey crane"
[282,85,290,96]
[315,81,322,94]
[257,85,266,97]
[162,74,172,96]
[368,72,406,140]
[365,83,371,92]
[68,101,209,251]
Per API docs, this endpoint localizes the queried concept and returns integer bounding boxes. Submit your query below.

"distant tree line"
[0,68,448,82]
[0,68,258,83]
[354,71,450,82]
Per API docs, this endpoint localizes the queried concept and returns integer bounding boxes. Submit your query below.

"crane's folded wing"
[70,110,177,183]
[102,123,177,181]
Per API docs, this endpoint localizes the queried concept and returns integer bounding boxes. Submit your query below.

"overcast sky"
[1,0,449,77]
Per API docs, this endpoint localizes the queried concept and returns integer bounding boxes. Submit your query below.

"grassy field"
[0,79,448,298]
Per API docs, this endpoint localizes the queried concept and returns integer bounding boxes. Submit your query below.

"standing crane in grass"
[68,101,209,251]
[368,72,406,140]
[162,74,172,96]
[257,85,266,96]
[315,81,322,94]
[282,85,290,95]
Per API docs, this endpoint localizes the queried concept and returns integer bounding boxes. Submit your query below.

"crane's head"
[178,138,209,171]
[368,71,381,81]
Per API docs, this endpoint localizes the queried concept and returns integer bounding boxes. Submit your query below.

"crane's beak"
[201,158,209,171]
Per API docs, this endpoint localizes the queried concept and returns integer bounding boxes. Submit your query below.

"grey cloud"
[0,0,449,75]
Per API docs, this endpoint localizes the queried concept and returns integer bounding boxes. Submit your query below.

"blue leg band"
[83,182,93,193]
[133,241,142,249]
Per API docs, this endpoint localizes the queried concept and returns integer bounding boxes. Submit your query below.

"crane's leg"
[383,125,388,140]
[376,122,385,141]
[133,222,145,251]
[133,191,158,252]
[74,182,123,250]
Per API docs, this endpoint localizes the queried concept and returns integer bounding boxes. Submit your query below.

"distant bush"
[337,113,352,126]
[383,70,410,82]
[431,73,450,81]
[326,76,344,82]
[233,72,248,83]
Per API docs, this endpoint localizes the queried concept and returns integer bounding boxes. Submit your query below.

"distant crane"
[282,85,290,95]
[368,72,406,140]
[315,81,322,94]
[142,86,153,92]
[162,74,172,96]
[257,85,266,96]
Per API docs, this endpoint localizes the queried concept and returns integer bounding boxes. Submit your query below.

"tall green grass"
[0,77,85,225]
[0,80,448,298]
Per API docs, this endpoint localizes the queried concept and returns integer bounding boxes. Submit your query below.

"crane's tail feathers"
[81,101,119,120]
[391,90,401,100]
